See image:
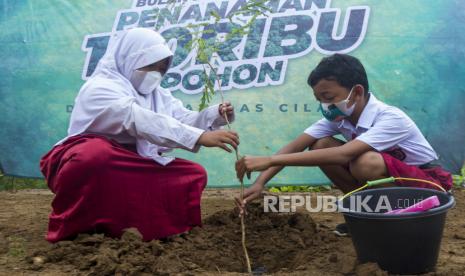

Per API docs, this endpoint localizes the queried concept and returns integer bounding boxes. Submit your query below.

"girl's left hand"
[235,156,273,181]
[219,101,234,121]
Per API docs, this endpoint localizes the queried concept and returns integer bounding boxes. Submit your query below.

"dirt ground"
[0,188,464,275]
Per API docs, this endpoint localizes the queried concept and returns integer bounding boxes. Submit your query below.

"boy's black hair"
[307,54,369,95]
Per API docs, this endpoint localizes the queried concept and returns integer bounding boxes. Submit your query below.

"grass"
[0,167,463,192]
[452,167,465,188]
[6,236,26,258]
[268,185,332,193]
[0,175,47,191]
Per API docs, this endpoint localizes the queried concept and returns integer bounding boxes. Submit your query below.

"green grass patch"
[0,174,47,191]
[0,166,463,191]
[268,185,332,193]
[453,167,465,188]
[7,236,26,258]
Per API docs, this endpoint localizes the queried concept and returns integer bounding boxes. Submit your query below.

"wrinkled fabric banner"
[0,0,464,187]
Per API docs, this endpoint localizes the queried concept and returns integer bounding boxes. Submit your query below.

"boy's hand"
[234,183,264,216]
[235,155,272,181]
[197,130,239,152]
[219,101,234,121]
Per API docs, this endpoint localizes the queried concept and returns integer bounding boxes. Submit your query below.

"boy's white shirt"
[56,28,231,166]
[304,93,438,166]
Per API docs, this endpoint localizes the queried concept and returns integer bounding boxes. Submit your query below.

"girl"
[40,28,238,242]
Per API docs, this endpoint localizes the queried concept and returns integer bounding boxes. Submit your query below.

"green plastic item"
[366,177,396,187]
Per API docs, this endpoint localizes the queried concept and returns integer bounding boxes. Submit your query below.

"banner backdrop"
[1,0,464,187]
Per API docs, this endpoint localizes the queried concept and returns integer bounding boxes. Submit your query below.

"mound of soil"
[9,190,465,275]
[28,202,372,275]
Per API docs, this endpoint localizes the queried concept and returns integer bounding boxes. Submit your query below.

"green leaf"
[210,11,221,22]
[269,187,280,193]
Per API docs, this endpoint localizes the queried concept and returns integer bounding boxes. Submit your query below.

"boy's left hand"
[219,101,234,122]
[235,156,272,181]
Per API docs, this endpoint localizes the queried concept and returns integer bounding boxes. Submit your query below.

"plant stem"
[221,112,252,274]
[214,67,252,274]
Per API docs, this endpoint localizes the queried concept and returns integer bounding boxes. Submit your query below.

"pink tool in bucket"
[386,195,440,214]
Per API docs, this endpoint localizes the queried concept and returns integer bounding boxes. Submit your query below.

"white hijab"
[61,28,227,165]
[91,27,173,92]
[63,28,178,164]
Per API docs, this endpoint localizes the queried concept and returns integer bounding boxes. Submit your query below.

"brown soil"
[0,188,464,275]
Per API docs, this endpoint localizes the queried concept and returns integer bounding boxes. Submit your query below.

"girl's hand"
[219,101,234,121]
[197,130,239,152]
[235,155,273,181]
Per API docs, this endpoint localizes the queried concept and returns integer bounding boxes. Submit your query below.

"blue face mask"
[318,87,356,122]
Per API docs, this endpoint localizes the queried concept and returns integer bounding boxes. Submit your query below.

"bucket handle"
[340,177,447,200]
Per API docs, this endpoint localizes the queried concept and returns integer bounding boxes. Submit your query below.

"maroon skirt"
[381,153,453,191]
[40,134,207,242]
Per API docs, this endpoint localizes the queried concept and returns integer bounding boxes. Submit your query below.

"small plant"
[269,185,332,193]
[183,1,271,111]
[453,167,465,188]
[153,1,271,272]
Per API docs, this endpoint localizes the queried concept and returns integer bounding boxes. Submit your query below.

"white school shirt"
[56,28,231,166]
[304,93,438,166]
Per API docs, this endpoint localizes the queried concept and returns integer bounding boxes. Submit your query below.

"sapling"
[154,0,271,272]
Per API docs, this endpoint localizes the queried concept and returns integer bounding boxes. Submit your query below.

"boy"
[235,54,452,235]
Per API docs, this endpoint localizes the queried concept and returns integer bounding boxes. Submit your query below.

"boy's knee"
[349,152,387,182]
[310,137,343,150]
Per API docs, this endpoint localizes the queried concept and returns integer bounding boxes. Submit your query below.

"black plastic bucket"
[339,187,455,274]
